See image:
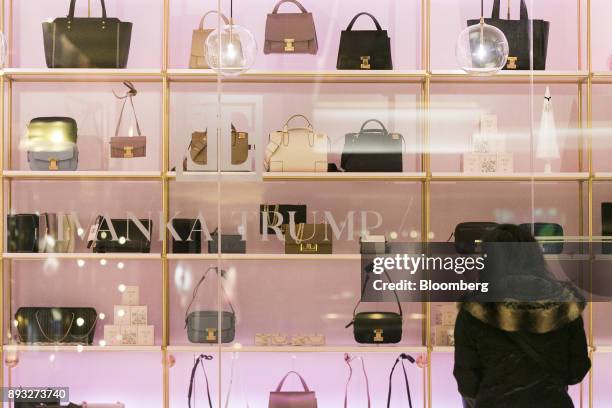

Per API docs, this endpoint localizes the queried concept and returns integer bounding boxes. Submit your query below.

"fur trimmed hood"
[461,275,586,334]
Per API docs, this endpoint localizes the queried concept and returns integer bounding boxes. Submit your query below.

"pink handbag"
[269,371,318,408]
[264,0,318,54]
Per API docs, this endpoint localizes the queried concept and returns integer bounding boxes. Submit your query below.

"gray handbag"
[185,267,236,344]
[27,144,78,171]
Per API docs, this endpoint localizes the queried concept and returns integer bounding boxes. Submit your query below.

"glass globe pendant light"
[205,0,257,76]
[455,0,509,75]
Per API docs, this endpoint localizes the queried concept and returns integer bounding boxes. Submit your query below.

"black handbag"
[454,222,499,254]
[87,216,152,253]
[337,12,392,70]
[7,214,41,253]
[387,354,415,408]
[42,0,133,68]
[346,270,403,344]
[260,204,307,234]
[519,223,563,254]
[185,267,236,344]
[341,119,403,172]
[603,203,612,254]
[208,229,246,254]
[15,307,97,345]
[467,0,550,70]
[171,218,201,254]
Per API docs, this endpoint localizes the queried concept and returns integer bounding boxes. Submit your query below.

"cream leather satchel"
[264,114,329,172]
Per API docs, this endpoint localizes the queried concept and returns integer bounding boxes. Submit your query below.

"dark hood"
[461,275,586,334]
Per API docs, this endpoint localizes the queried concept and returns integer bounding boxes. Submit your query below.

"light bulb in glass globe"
[205,22,257,77]
[456,20,509,75]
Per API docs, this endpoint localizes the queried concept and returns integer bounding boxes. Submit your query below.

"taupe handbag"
[264,0,318,54]
[264,115,328,172]
[231,125,250,164]
[110,82,146,158]
[190,131,208,165]
[269,371,318,408]
[189,11,230,69]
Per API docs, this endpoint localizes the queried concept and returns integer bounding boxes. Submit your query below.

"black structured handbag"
[603,203,612,254]
[42,0,133,68]
[208,229,246,254]
[519,223,564,254]
[15,307,97,345]
[7,214,41,253]
[185,267,236,344]
[467,0,550,70]
[341,119,403,172]
[171,218,201,254]
[386,353,415,408]
[346,270,403,344]
[337,12,392,70]
[260,204,307,234]
[454,222,499,254]
[87,216,152,253]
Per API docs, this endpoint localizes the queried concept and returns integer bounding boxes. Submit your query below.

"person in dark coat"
[453,224,591,408]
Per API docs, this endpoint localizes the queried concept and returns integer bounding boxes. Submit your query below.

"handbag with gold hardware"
[190,131,208,165]
[185,267,236,344]
[264,0,318,54]
[26,117,79,171]
[284,223,332,254]
[110,82,146,159]
[42,213,76,253]
[337,13,392,70]
[260,204,307,234]
[346,269,403,344]
[189,11,230,69]
[231,125,250,165]
[264,115,329,172]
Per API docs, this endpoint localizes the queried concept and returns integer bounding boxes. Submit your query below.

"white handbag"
[264,114,329,172]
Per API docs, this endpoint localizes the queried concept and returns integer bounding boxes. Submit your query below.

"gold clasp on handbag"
[123,146,134,158]
[206,328,217,341]
[373,328,384,342]
[300,243,318,252]
[506,57,518,69]
[284,39,295,52]
[48,159,59,170]
[360,56,371,69]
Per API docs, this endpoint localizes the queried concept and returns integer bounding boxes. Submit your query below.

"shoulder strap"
[272,0,308,14]
[198,10,230,29]
[506,332,566,386]
[344,353,371,408]
[346,12,383,31]
[69,0,107,19]
[275,371,311,392]
[387,353,415,408]
[347,267,403,327]
[113,82,143,138]
[492,0,529,20]
[184,267,236,326]
[264,133,283,171]
[188,354,213,408]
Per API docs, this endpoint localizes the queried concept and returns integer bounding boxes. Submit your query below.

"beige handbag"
[109,82,146,158]
[264,115,328,172]
[189,11,230,69]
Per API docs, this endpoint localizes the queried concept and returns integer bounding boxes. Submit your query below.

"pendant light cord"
[230,0,233,21]
[481,0,484,18]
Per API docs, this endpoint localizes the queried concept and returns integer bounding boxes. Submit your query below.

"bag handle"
[198,10,230,29]
[272,0,308,14]
[387,353,415,408]
[184,267,236,327]
[68,0,107,19]
[275,371,311,392]
[283,114,313,132]
[346,266,403,328]
[188,354,213,408]
[113,82,143,138]
[359,119,388,134]
[492,0,529,21]
[346,12,383,31]
[344,353,371,408]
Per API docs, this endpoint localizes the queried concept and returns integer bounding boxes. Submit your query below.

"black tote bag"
[341,119,403,172]
[42,0,133,68]
[467,0,549,70]
[337,12,392,70]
